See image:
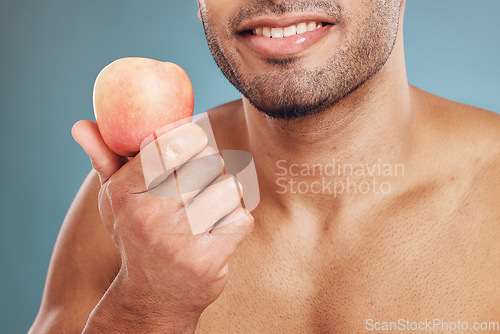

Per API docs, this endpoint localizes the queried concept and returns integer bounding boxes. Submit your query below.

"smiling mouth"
[237,19,336,58]
[247,21,331,39]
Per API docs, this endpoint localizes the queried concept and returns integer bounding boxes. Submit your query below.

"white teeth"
[271,27,284,39]
[253,21,325,38]
[296,22,307,34]
[283,25,297,38]
[262,27,271,38]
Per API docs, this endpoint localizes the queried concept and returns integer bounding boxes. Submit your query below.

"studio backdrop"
[0,1,498,333]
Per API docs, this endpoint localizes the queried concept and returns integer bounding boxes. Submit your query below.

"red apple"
[93,57,194,156]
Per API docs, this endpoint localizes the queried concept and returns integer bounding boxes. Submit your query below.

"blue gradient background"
[0,1,498,332]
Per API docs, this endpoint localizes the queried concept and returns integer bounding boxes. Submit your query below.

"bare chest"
[196,197,500,333]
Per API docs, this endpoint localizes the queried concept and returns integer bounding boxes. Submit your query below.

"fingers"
[137,123,208,192]
[148,146,224,200]
[72,120,127,184]
[177,146,225,202]
[214,207,249,230]
[106,122,208,195]
[207,208,255,266]
[185,175,243,235]
[212,208,254,238]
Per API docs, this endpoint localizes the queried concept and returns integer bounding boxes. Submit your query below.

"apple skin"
[93,58,194,157]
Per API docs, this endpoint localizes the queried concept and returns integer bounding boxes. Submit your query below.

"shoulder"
[413,85,500,159]
[413,86,500,213]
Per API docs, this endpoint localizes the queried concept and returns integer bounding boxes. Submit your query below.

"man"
[31,0,500,333]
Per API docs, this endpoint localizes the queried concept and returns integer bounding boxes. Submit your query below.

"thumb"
[72,120,127,184]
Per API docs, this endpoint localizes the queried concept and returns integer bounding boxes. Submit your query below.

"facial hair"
[199,0,401,120]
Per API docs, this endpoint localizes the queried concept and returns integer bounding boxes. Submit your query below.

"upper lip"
[235,14,336,33]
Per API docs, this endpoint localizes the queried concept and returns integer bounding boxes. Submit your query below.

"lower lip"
[241,25,335,57]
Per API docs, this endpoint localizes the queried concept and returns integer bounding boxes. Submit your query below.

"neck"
[242,33,415,215]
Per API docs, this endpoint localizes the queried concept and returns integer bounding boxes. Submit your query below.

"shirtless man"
[30,0,500,333]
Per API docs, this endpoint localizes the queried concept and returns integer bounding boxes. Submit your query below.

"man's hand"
[71,120,254,333]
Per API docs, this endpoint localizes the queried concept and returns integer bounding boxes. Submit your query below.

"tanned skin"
[31,0,500,333]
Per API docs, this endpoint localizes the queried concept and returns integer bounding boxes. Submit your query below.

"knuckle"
[189,256,214,280]
[162,140,184,162]
[189,123,208,145]
[203,146,217,155]
[217,264,229,280]
[219,173,235,183]
[128,201,157,242]
[160,124,209,165]
[243,213,255,232]
[235,178,243,194]
[203,151,225,172]
[223,174,242,193]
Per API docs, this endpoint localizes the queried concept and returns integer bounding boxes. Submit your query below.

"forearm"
[82,272,200,334]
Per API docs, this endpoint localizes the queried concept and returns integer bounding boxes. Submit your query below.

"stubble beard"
[200,0,401,120]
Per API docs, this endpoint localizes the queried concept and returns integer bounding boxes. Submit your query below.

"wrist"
[83,270,200,334]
